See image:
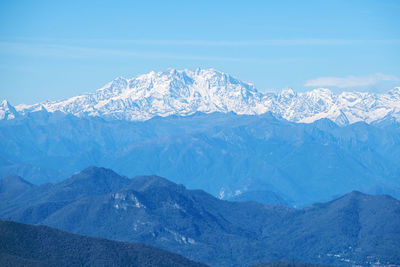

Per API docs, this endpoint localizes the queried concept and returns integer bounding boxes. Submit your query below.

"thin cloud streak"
[111,38,400,46]
[3,37,400,47]
[0,41,306,63]
[305,73,400,88]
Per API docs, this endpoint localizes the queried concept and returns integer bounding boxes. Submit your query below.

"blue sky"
[0,0,399,104]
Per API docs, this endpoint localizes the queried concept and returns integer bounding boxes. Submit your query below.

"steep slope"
[0,220,208,267]
[5,69,400,124]
[0,100,20,120]
[1,167,399,266]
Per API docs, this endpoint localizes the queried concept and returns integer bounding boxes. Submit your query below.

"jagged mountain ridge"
[3,68,400,124]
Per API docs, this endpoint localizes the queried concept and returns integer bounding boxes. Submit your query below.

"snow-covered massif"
[3,68,400,125]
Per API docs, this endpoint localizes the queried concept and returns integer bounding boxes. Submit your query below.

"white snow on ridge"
[0,100,20,120]
[3,68,400,125]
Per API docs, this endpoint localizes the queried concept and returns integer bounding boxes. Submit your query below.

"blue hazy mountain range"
[1,167,399,266]
[1,110,400,207]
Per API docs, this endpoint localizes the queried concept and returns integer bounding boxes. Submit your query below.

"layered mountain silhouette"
[0,220,207,267]
[1,167,399,266]
[1,112,400,207]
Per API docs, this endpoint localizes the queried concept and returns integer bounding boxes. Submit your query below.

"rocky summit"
[3,69,400,125]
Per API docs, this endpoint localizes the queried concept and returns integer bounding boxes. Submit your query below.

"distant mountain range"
[0,220,207,267]
[1,69,400,125]
[1,69,400,266]
[1,167,399,266]
[1,111,400,207]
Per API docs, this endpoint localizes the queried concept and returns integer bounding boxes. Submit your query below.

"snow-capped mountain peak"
[389,87,400,97]
[0,100,20,120]
[6,68,400,125]
[279,87,296,97]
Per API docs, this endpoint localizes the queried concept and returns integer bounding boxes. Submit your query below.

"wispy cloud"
[3,37,400,47]
[1,38,398,64]
[108,38,400,46]
[304,73,400,88]
[0,41,306,63]
[0,41,245,61]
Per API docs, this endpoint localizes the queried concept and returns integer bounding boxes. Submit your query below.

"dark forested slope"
[0,220,208,267]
